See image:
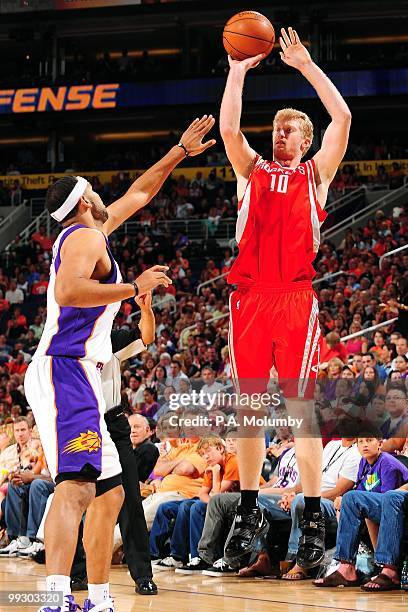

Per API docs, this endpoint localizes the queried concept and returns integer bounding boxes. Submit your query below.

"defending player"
[24,115,215,612]
[220,28,351,568]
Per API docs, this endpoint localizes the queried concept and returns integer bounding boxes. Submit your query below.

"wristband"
[178,141,189,156]
[130,281,139,297]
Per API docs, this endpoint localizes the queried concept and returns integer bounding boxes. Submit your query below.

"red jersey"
[228,158,327,287]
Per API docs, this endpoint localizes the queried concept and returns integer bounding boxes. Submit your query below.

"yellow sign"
[0,167,235,190]
[1,160,406,191]
[338,159,408,176]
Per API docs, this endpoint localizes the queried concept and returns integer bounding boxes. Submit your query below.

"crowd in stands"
[0,134,407,208]
[0,164,407,589]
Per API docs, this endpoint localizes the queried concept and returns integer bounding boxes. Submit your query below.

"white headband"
[50,176,88,222]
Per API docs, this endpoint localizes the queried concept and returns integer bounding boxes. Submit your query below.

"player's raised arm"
[279,27,351,191]
[220,54,263,198]
[103,115,216,235]
[55,229,171,307]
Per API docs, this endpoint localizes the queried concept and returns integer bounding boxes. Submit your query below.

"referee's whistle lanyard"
[322,443,355,474]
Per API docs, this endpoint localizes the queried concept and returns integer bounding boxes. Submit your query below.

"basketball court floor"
[1,558,407,611]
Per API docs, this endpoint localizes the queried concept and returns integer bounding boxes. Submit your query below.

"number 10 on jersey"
[270,174,289,194]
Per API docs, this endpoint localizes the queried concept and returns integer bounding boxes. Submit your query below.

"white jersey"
[34,223,122,365]
[102,331,146,412]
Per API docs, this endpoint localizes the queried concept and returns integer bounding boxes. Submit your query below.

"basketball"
[223,11,275,61]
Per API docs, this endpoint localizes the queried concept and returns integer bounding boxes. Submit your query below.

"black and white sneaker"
[202,558,238,577]
[175,557,211,574]
[296,511,325,570]
[153,556,183,571]
[224,505,269,564]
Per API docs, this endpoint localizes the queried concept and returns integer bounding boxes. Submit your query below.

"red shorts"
[228,282,321,399]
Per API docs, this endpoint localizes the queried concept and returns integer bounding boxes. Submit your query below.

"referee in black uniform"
[103,292,158,596]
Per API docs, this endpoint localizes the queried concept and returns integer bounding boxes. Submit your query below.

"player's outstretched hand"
[180,115,216,157]
[279,27,312,70]
[135,290,152,310]
[136,265,172,295]
[228,52,265,72]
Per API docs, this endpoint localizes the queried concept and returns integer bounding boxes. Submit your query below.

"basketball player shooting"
[24,115,215,612]
[220,28,351,569]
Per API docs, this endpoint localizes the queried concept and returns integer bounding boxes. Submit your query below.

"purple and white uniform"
[25,224,122,483]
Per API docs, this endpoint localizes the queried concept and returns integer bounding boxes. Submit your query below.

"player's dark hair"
[45,176,81,223]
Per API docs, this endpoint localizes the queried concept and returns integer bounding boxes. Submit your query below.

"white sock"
[46,574,71,596]
[88,583,110,605]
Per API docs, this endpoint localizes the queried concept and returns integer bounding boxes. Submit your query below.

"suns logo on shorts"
[62,431,102,454]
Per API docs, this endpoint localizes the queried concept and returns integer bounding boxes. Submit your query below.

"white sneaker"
[18,541,44,557]
[0,537,30,557]
[83,596,114,611]
[153,556,183,571]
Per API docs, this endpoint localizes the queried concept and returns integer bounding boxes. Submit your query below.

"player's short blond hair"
[273,108,314,157]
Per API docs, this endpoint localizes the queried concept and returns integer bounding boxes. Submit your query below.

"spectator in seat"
[197,442,298,577]
[31,273,49,296]
[5,281,24,305]
[165,360,189,392]
[0,449,54,557]
[393,354,408,379]
[140,388,160,420]
[382,385,408,439]
[351,353,364,377]
[29,315,44,341]
[320,331,348,363]
[128,413,159,483]
[6,307,28,341]
[361,352,387,383]
[369,331,387,356]
[7,352,28,376]
[203,347,221,374]
[158,353,172,376]
[126,375,145,412]
[31,224,53,251]
[390,337,407,370]
[151,435,239,572]
[314,435,408,589]
[274,437,361,580]
[153,386,176,422]
[142,437,206,529]
[344,323,368,355]
[200,366,224,400]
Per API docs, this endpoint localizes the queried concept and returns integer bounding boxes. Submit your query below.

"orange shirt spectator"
[201,452,240,491]
[155,440,206,498]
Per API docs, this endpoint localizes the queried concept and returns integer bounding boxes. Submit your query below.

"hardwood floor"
[0,559,407,611]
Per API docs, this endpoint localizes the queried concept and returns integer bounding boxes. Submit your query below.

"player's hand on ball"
[135,291,152,310]
[180,115,216,157]
[228,52,265,72]
[279,27,312,70]
[136,265,172,294]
